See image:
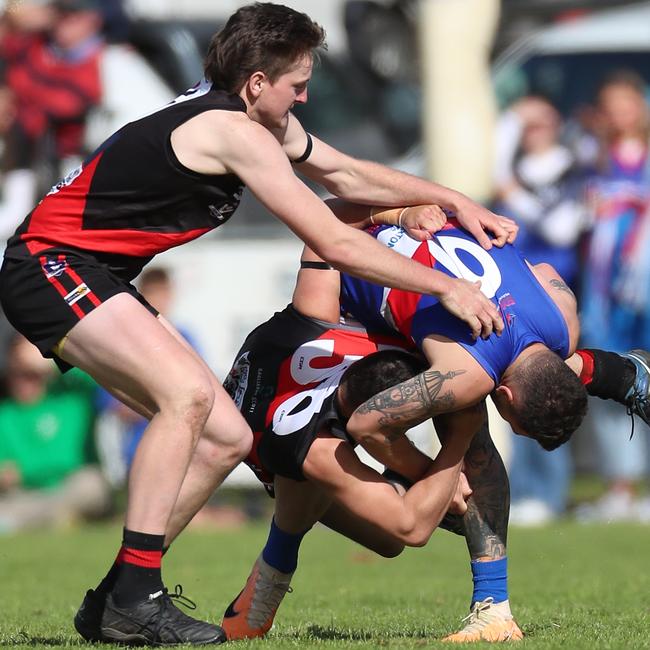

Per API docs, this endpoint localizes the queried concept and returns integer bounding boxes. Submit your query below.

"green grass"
[1,521,649,648]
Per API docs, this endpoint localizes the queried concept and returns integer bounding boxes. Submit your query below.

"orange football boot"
[442,598,524,643]
[221,555,293,640]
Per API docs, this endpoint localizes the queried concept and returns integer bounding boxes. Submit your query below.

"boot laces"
[149,584,197,611]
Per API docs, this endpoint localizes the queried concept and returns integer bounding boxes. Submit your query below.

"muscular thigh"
[157,315,251,447]
[59,293,212,413]
[273,475,331,533]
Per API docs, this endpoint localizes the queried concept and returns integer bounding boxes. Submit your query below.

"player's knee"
[171,377,215,433]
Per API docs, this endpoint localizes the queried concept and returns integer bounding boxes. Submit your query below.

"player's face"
[255,54,312,129]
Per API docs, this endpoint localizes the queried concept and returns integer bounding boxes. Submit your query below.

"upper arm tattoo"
[549,278,575,299]
[354,368,466,431]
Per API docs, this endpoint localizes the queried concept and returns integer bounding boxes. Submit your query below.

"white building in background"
[124,0,355,54]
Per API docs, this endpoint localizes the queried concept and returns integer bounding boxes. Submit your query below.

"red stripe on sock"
[576,349,595,386]
[121,547,163,569]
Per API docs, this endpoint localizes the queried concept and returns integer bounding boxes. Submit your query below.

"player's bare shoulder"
[170,109,279,176]
[529,261,580,348]
[530,262,576,303]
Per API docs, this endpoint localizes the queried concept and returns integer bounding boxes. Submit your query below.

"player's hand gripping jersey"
[223,305,410,491]
[340,221,570,383]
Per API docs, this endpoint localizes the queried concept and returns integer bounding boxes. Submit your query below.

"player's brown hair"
[511,349,587,450]
[204,3,326,94]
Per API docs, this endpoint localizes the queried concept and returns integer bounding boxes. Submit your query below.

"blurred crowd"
[495,72,650,526]
[0,0,649,533]
[0,0,173,248]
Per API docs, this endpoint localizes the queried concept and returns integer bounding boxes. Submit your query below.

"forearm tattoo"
[355,368,466,434]
[550,278,575,299]
[440,419,509,560]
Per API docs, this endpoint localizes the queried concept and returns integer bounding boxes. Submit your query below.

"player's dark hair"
[204,3,327,93]
[341,349,428,412]
[511,349,587,451]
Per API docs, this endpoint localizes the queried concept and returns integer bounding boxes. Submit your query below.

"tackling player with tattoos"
[219,204,524,643]
[220,202,650,643]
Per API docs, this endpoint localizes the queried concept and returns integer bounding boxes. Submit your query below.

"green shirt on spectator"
[0,372,96,490]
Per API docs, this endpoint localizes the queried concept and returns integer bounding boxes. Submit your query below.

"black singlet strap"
[300,260,333,270]
[292,132,313,164]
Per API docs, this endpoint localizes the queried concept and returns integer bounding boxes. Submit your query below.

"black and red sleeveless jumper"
[4,80,246,282]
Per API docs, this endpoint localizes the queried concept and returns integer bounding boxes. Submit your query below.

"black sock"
[111,529,165,608]
[95,550,123,596]
[583,349,636,404]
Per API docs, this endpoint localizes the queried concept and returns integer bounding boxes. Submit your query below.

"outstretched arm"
[218,115,503,339]
[283,114,518,250]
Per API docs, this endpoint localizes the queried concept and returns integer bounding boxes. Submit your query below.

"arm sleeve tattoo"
[354,368,466,434]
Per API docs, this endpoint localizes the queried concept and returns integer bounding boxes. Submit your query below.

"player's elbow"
[402,528,433,548]
[394,514,428,548]
[396,514,437,548]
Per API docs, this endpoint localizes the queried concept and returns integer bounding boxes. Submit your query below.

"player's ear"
[494,384,514,405]
[248,71,267,98]
[334,385,352,421]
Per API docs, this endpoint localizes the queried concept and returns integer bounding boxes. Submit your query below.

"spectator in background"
[493,95,587,525]
[0,0,173,187]
[0,334,110,533]
[0,84,38,371]
[578,71,650,523]
[0,1,45,248]
[97,0,131,44]
[0,85,37,248]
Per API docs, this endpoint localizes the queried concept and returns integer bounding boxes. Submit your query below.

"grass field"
[1,521,649,649]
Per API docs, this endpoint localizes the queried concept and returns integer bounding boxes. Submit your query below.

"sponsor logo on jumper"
[386,229,405,248]
[42,258,68,278]
[208,187,243,224]
[498,293,515,309]
[46,164,83,196]
[498,292,516,326]
[208,204,227,221]
[64,283,91,306]
[223,352,250,409]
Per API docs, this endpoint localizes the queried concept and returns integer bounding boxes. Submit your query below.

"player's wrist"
[447,191,469,213]
[369,206,403,227]
[429,271,455,299]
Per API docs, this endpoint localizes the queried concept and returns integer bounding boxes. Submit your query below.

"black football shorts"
[0,248,157,370]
